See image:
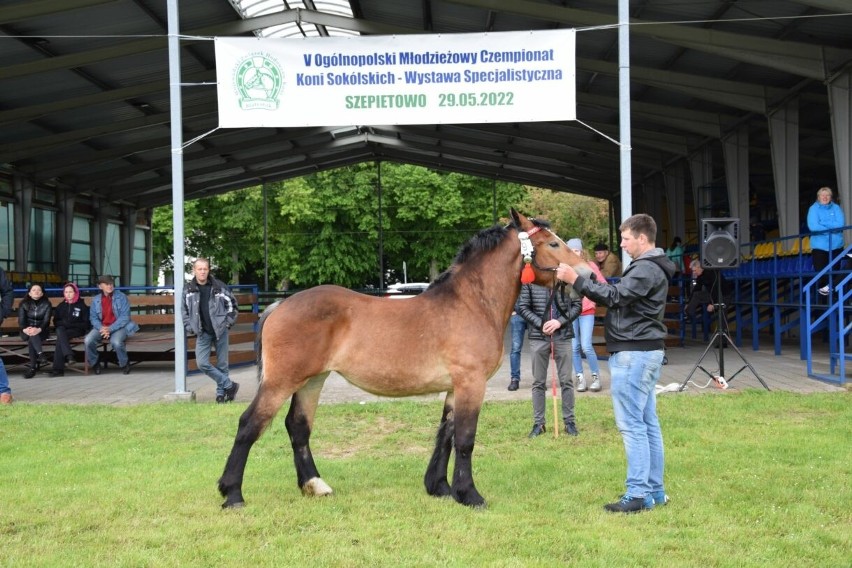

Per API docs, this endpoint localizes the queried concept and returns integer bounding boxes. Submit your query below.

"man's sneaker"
[0,393,12,405]
[589,374,601,392]
[93,363,101,375]
[576,373,587,392]
[564,422,579,436]
[819,286,830,296]
[223,382,240,402]
[507,379,520,391]
[528,423,546,438]
[23,367,36,379]
[49,370,64,377]
[66,355,76,366]
[122,363,131,375]
[650,491,670,506]
[215,395,225,404]
[603,494,651,513]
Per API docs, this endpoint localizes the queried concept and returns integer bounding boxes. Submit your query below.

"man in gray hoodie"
[557,213,676,514]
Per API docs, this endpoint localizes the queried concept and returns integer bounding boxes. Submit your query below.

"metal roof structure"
[2,0,851,225]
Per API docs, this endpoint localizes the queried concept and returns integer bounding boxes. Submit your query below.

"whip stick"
[550,338,559,438]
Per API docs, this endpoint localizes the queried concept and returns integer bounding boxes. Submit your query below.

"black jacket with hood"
[572,248,676,353]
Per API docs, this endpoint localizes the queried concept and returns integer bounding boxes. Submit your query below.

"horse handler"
[516,282,582,438]
[182,258,240,404]
[557,213,674,513]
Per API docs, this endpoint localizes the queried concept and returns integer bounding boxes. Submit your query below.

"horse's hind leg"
[218,386,291,509]
[285,374,333,497]
[424,393,455,498]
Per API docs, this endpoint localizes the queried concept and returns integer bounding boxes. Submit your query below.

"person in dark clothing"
[557,213,675,514]
[182,258,240,403]
[684,260,729,322]
[0,268,14,404]
[516,283,582,438]
[49,282,91,377]
[19,283,53,379]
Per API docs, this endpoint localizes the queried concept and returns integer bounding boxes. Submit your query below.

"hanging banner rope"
[215,30,575,128]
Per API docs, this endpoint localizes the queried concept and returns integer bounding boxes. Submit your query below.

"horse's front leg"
[285,374,333,497]
[424,393,455,498]
[450,385,487,508]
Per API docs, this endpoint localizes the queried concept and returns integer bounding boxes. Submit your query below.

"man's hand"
[542,319,562,335]
[556,262,578,284]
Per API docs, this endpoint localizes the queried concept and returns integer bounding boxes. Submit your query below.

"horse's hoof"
[302,477,334,497]
[425,479,452,498]
[221,499,245,510]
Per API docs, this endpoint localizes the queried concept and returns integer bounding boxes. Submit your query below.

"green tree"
[151,164,604,290]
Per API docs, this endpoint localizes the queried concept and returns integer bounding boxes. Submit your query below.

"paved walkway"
[4,335,845,406]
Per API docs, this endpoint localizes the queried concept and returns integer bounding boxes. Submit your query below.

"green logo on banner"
[234,54,283,110]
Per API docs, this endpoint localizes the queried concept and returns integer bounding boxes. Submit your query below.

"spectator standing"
[557,214,675,513]
[594,242,623,278]
[666,237,685,276]
[516,283,582,437]
[0,267,14,404]
[507,300,526,391]
[84,275,139,375]
[566,239,605,393]
[49,282,91,377]
[19,283,52,379]
[807,186,846,295]
[182,258,240,404]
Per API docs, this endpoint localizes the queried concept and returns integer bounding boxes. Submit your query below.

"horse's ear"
[509,208,523,228]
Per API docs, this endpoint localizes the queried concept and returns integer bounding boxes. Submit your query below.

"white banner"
[215,30,575,128]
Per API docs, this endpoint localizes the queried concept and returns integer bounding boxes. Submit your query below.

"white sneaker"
[576,373,587,392]
[818,286,830,296]
[590,374,601,392]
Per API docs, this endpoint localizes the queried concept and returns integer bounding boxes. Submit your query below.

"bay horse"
[218,208,588,509]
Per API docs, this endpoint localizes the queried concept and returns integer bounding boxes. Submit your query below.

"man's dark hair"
[620,214,657,244]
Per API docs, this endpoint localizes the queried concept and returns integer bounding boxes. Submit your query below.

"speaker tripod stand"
[679,284,769,392]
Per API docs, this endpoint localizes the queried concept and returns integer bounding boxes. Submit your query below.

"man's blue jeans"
[572,314,600,375]
[196,330,232,396]
[84,327,129,368]
[608,349,666,499]
[509,313,526,380]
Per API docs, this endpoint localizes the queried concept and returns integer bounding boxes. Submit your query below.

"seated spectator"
[49,282,91,377]
[685,260,729,322]
[593,242,623,278]
[19,283,52,379]
[666,237,685,277]
[84,275,139,375]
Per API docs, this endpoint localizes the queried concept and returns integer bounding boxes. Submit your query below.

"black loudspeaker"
[700,218,740,268]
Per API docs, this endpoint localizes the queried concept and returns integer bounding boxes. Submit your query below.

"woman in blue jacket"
[807,186,846,295]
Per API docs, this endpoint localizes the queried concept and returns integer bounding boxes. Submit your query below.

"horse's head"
[509,208,592,294]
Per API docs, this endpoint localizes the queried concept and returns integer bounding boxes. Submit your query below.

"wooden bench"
[1,290,259,373]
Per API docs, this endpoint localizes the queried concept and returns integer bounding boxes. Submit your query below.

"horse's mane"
[430,217,551,288]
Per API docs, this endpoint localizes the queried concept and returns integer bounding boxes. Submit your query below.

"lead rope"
[549,302,560,438]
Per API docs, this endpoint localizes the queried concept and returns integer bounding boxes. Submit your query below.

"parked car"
[385,282,430,299]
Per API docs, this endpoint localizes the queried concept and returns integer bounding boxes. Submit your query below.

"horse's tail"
[256,299,285,383]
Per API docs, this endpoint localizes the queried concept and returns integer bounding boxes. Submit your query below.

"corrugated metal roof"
[0,0,849,235]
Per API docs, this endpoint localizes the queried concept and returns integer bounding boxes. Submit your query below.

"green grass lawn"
[1,390,849,567]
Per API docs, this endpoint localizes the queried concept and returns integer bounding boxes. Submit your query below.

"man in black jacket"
[516,283,582,437]
[557,214,675,514]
